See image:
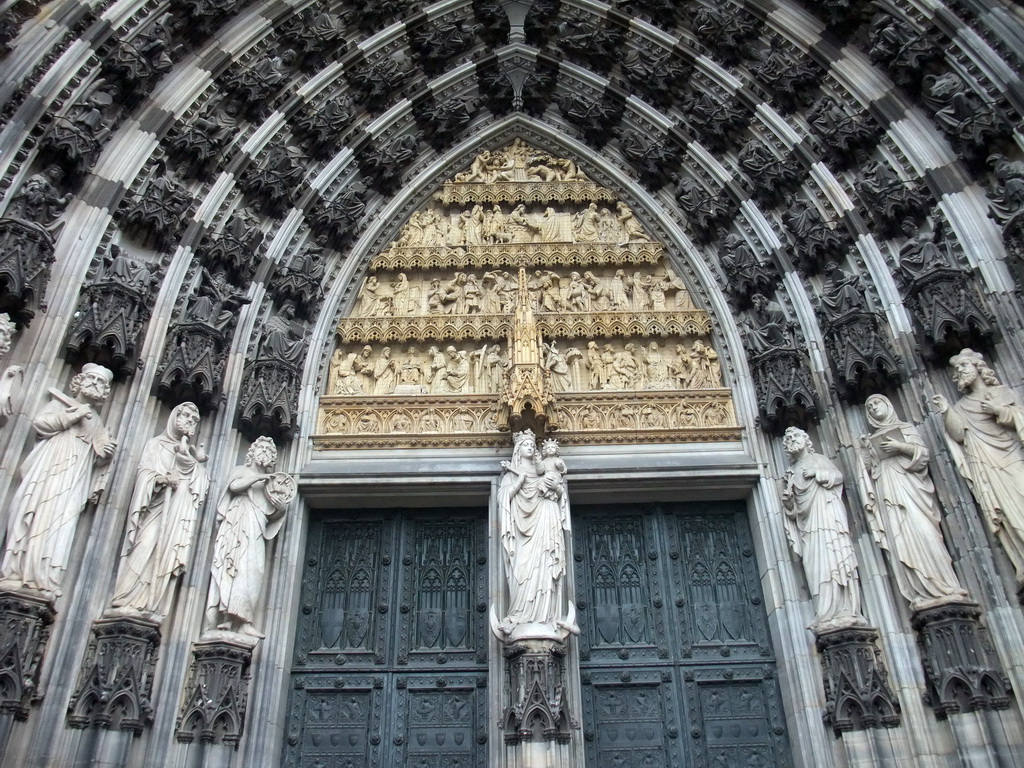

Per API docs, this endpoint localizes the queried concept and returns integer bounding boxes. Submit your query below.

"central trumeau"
[315,141,739,448]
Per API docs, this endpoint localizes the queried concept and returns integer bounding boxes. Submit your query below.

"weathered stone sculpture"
[238,301,307,441]
[856,160,928,237]
[923,72,1011,161]
[0,364,116,596]
[0,165,71,324]
[37,83,114,176]
[197,208,264,287]
[860,395,968,608]
[345,53,414,114]
[0,312,15,357]
[680,91,750,153]
[673,177,734,243]
[556,91,623,148]
[239,143,304,218]
[619,129,680,190]
[780,427,865,632]
[413,96,478,151]
[120,164,192,250]
[65,244,156,377]
[689,5,761,65]
[738,139,800,204]
[933,349,1024,598]
[806,96,875,167]
[753,38,822,113]
[108,402,210,621]
[868,9,941,90]
[206,436,295,638]
[620,44,690,108]
[359,133,422,194]
[720,230,777,306]
[782,193,845,274]
[408,18,482,75]
[292,94,355,157]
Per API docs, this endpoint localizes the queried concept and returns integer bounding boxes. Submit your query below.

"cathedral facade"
[0,0,1023,766]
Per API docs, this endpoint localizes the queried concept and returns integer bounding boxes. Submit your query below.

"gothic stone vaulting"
[0,0,1023,764]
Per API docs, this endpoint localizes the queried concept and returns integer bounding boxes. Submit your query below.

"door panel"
[285,511,488,768]
[574,502,791,768]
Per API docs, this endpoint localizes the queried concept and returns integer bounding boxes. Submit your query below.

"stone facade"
[0,0,1022,766]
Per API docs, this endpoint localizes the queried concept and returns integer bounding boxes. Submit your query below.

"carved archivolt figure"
[494,430,577,641]
[934,349,1024,586]
[0,365,116,597]
[109,402,210,621]
[780,427,865,632]
[206,437,295,638]
[860,394,967,609]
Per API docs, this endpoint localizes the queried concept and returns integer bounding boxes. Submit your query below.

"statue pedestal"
[814,625,901,734]
[0,589,55,719]
[67,614,161,733]
[176,632,257,746]
[911,600,1012,719]
[502,639,573,745]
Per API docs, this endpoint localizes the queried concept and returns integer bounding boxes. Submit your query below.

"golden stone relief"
[314,142,741,448]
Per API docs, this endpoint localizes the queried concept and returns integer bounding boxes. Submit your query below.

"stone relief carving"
[271,239,325,315]
[197,208,264,287]
[753,39,821,113]
[897,218,993,359]
[673,177,734,244]
[0,364,116,598]
[345,53,415,114]
[688,5,761,65]
[859,395,968,609]
[156,267,250,411]
[0,591,55,719]
[221,46,296,119]
[413,96,478,152]
[309,184,367,250]
[292,94,355,157]
[176,638,254,745]
[107,402,210,623]
[65,244,158,377]
[780,427,866,632]
[867,9,941,90]
[782,193,845,275]
[720,229,777,307]
[239,143,305,219]
[680,91,750,153]
[815,626,901,734]
[737,139,801,205]
[277,6,347,70]
[206,437,295,639]
[856,160,928,238]
[988,153,1024,269]
[556,92,623,148]
[317,142,738,448]
[0,312,15,357]
[806,96,876,167]
[815,261,901,401]
[101,12,177,103]
[119,163,192,250]
[359,133,423,195]
[38,82,116,177]
[166,97,240,179]
[923,72,1011,161]
[409,18,482,75]
[620,43,690,108]
[738,294,818,433]
[0,165,71,324]
[619,130,681,190]
[554,13,624,74]
[933,349,1024,599]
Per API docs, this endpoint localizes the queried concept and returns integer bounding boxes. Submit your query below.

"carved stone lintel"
[814,625,900,735]
[0,589,56,720]
[502,639,572,744]
[67,615,161,734]
[911,601,1013,719]
[176,633,257,746]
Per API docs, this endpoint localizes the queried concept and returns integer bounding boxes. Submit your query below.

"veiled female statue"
[860,394,967,609]
[493,430,578,642]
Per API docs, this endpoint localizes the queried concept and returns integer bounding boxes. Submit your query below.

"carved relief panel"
[316,142,740,448]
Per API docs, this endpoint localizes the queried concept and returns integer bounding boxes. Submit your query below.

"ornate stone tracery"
[316,142,738,448]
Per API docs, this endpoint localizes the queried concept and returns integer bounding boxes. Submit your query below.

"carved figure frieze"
[0,165,71,324]
[923,72,1012,161]
[0,365,116,598]
[317,142,738,448]
[934,349,1024,599]
[64,244,157,377]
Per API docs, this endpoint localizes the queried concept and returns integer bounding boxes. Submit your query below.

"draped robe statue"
[780,427,866,632]
[493,430,578,642]
[933,349,1024,586]
[0,364,116,597]
[109,403,210,621]
[860,395,967,609]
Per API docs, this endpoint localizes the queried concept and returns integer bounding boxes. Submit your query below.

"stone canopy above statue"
[315,141,739,449]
